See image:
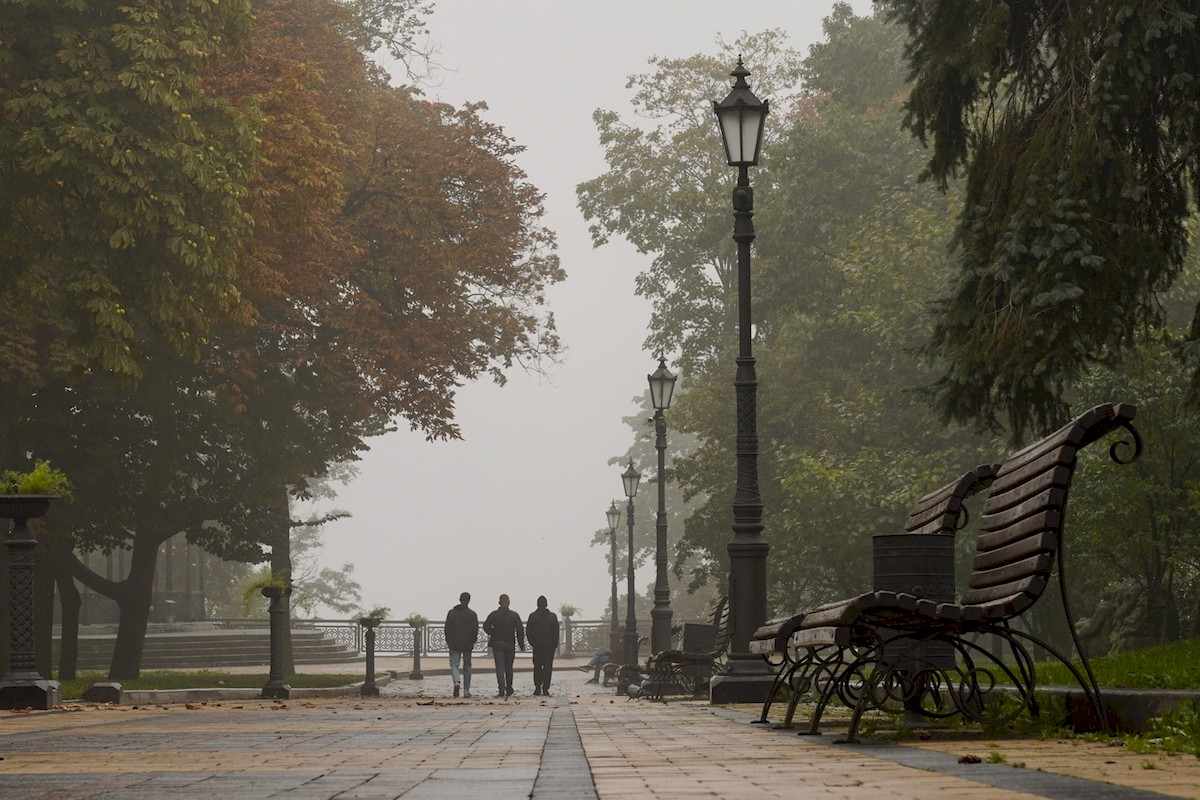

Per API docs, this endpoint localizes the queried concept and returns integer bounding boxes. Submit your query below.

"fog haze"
[304,1,874,621]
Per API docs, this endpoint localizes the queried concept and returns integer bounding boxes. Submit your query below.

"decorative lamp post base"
[361,622,380,696]
[261,682,291,700]
[409,628,424,680]
[709,670,775,704]
[261,584,291,700]
[0,678,61,710]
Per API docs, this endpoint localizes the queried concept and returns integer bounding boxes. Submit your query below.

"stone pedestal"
[0,677,60,710]
[709,673,775,704]
[82,682,122,704]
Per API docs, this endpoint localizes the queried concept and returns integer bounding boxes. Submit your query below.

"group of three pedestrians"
[443,591,560,699]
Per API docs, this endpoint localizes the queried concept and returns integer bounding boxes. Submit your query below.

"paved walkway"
[2,669,1199,798]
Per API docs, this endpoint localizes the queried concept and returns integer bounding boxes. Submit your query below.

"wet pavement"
[2,667,1199,798]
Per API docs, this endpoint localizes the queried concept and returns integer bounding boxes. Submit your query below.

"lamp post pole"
[606,501,622,656]
[648,358,678,654]
[621,459,641,665]
[711,58,773,702]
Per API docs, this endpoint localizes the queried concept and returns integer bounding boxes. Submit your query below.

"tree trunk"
[107,540,159,679]
[55,552,81,680]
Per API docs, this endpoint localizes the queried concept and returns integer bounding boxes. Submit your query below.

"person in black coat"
[482,593,525,698]
[444,592,479,698]
[526,596,559,696]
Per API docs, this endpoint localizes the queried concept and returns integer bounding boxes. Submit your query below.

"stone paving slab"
[1,670,1198,798]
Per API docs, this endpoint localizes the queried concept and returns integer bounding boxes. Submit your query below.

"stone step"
[54,628,361,671]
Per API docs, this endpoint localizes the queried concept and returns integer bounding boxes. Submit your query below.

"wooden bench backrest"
[904,463,1000,535]
[960,403,1137,618]
[712,596,732,654]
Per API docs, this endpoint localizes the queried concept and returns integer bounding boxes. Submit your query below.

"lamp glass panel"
[739,109,763,163]
[607,504,621,530]
[622,467,640,498]
[718,109,743,164]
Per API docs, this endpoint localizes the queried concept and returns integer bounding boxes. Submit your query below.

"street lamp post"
[621,459,641,664]
[647,357,678,654]
[710,58,773,703]
[606,500,622,656]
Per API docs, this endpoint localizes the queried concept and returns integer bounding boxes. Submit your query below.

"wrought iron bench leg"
[755,654,797,724]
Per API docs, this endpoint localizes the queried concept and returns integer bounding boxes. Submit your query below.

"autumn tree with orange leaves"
[0,0,562,679]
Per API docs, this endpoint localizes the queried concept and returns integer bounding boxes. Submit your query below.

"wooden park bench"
[753,403,1141,742]
[606,597,730,699]
[633,597,732,701]
[751,462,999,725]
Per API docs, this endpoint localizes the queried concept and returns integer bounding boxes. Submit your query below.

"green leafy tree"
[882,0,1200,437]
[0,0,256,391]
[582,7,1000,615]
[577,29,805,371]
[1069,327,1200,646]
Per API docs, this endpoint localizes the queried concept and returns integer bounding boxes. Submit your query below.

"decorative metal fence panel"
[307,620,359,651]
[211,617,696,656]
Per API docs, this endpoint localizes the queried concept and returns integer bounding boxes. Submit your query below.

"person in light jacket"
[525,596,560,696]
[482,593,525,698]
[444,592,479,698]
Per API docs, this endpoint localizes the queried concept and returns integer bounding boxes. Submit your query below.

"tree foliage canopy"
[0,0,256,382]
[883,0,1200,437]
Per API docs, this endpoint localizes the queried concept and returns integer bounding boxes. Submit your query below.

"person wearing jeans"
[482,594,525,698]
[444,592,479,698]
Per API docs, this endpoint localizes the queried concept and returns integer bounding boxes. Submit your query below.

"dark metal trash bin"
[872,532,956,671]
[680,623,716,681]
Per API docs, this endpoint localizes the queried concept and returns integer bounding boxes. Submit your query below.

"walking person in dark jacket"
[526,596,559,696]
[444,592,479,698]
[482,594,525,698]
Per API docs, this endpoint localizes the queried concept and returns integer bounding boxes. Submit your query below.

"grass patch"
[58,670,365,700]
[1032,637,1200,690]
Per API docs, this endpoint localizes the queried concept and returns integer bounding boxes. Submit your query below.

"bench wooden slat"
[905,507,959,534]
[987,446,1075,500]
[791,626,853,649]
[960,573,1049,606]
[985,465,1071,514]
[980,487,1066,531]
[951,589,1039,619]
[967,552,1053,590]
[976,510,1060,552]
[904,463,999,535]
[972,531,1055,572]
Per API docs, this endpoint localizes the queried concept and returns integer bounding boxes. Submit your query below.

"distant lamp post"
[621,459,641,664]
[711,58,773,702]
[606,500,622,656]
[647,357,678,654]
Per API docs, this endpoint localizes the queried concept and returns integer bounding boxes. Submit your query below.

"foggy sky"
[302,0,875,621]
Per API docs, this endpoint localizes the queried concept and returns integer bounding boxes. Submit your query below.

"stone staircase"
[55,626,361,671]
